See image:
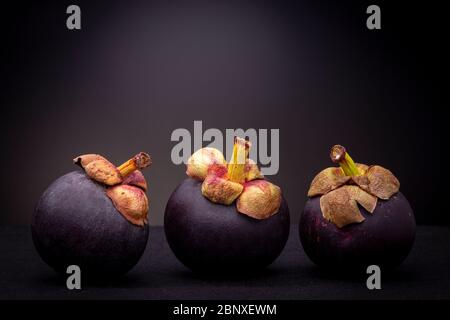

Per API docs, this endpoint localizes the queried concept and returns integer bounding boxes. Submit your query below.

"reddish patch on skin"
[207,164,228,178]
[122,170,147,191]
[205,174,221,186]
[186,147,227,181]
[340,233,353,247]
[244,179,270,191]
[106,185,149,226]
[243,159,263,181]
[343,233,352,241]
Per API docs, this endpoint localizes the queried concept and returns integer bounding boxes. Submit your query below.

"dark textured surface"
[164,178,290,273]
[0,225,449,300]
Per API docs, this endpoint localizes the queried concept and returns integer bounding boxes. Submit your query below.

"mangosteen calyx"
[73,152,152,226]
[307,145,400,228]
[185,137,282,220]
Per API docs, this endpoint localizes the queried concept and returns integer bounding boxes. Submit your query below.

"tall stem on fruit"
[118,152,152,177]
[227,137,250,184]
[330,145,360,176]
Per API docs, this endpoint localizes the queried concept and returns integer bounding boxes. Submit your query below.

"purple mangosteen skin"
[299,192,416,272]
[164,178,290,274]
[32,171,149,278]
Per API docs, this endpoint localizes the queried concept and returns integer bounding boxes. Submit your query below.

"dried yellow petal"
[73,154,107,168]
[84,159,122,186]
[244,159,264,182]
[237,180,282,219]
[106,185,149,226]
[201,175,243,205]
[186,147,227,181]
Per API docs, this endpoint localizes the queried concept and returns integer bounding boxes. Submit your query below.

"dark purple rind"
[299,192,416,272]
[32,171,149,279]
[164,178,290,274]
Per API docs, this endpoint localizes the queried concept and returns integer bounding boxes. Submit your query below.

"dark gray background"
[1,0,445,226]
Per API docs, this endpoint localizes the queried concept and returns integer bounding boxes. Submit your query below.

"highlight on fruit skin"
[185,137,281,219]
[299,144,416,271]
[32,152,152,279]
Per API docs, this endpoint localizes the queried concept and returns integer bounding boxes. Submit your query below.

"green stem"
[330,145,360,176]
[227,137,250,184]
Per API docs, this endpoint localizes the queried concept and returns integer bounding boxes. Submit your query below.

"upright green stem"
[330,145,360,176]
[227,137,250,184]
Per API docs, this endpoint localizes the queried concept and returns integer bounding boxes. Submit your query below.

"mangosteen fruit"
[32,152,152,279]
[299,145,416,272]
[165,137,290,274]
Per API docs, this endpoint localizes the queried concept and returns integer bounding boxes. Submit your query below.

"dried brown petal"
[236,180,282,219]
[307,167,351,197]
[84,159,122,186]
[186,147,227,181]
[346,185,377,213]
[244,159,264,181]
[320,186,366,228]
[106,185,149,226]
[356,163,369,174]
[354,165,400,200]
[122,170,147,191]
[73,154,107,168]
[351,174,369,187]
[308,163,369,197]
[201,175,243,205]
